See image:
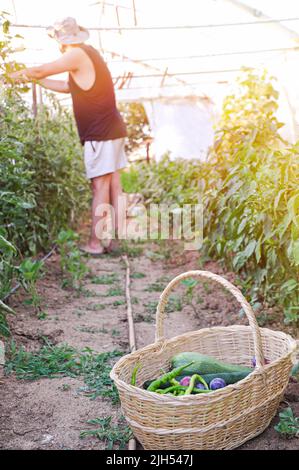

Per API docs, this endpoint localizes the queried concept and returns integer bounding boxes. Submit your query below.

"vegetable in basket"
[209,378,226,390]
[179,376,191,387]
[146,361,194,392]
[185,374,209,395]
[155,384,211,395]
[130,363,140,386]
[177,371,251,385]
[172,352,252,376]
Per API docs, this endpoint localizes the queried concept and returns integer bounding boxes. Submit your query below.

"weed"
[37,311,48,320]
[144,249,166,262]
[79,348,123,403]
[131,297,139,305]
[145,282,165,293]
[105,287,123,297]
[135,313,154,324]
[181,278,199,315]
[111,329,120,337]
[55,230,89,290]
[17,258,44,314]
[167,296,183,313]
[5,341,81,380]
[86,303,106,311]
[112,300,125,307]
[60,384,71,391]
[121,241,144,257]
[0,235,17,337]
[144,301,158,315]
[80,416,132,449]
[76,326,102,334]
[79,288,97,298]
[274,407,299,438]
[5,341,123,404]
[131,272,146,279]
[91,274,119,285]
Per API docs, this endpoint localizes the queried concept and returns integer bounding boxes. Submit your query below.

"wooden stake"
[132,0,137,26]
[122,254,137,450]
[32,82,37,117]
[122,254,136,353]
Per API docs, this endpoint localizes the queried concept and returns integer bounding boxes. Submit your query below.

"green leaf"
[0,299,14,314]
[255,237,262,263]
[237,218,247,235]
[243,240,256,259]
[0,235,16,253]
[291,240,299,265]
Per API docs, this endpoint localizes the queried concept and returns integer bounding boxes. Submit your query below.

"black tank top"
[69,44,127,145]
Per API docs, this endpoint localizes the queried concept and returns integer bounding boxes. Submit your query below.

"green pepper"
[157,385,186,394]
[147,362,194,392]
[130,363,140,386]
[185,374,209,395]
[170,378,180,386]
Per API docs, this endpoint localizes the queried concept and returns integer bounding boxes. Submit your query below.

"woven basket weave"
[111,270,297,450]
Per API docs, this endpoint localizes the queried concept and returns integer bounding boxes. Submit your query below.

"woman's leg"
[81,173,112,254]
[108,170,126,249]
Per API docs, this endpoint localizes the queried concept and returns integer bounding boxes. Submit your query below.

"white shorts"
[83,138,127,179]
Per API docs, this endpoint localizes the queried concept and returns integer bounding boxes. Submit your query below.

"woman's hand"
[8,69,29,82]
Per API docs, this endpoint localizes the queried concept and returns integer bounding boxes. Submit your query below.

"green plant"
[111,329,120,337]
[166,295,183,313]
[0,11,29,96]
[86,303,106,311]
[131,272,146,279]
[91,273,119,285]
[80,416,132,449]
[145,281,166,292]
[105,287,123,297]
[130,69,299,323]
[121,241,144,257]
[143,300,158,315]
[6,341,123,404]
[0,16,89,257]
[0,233,17,336]
[17,258,44,313]
[181,278,199,315]
[0,298,14,337]
[112,300,125,307]
[79,348,123,403]
[274,407,299,438]
[135,313,154,323]
[55,229,89,290]
[5,341,82,379]
[118,102,150,155]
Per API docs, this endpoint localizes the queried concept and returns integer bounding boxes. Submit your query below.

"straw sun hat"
[47,17,89,45]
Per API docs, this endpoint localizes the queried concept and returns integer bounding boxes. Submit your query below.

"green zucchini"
[176,371,251,385]
[171,352,252,376]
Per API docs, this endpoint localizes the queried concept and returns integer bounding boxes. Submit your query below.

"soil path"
[1,242,298,450]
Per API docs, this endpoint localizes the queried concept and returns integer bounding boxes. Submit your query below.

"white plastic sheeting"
[143,97,215,161]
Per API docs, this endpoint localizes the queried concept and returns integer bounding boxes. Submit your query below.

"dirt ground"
[0,241,298,450]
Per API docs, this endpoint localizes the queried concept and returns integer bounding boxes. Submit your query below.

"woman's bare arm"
[9,48,81,88]
[38,78,70,93]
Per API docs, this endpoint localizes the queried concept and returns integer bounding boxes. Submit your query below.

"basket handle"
[155,270,265,369]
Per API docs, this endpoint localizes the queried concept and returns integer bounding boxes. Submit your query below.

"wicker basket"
[111,271,297,450]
